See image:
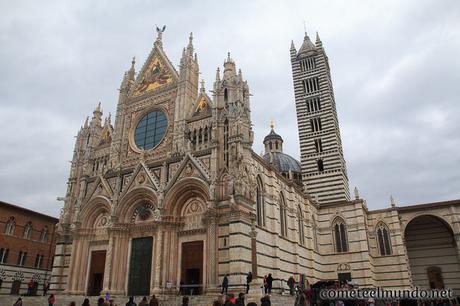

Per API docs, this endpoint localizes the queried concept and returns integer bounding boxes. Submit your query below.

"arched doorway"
[405,215,460,292]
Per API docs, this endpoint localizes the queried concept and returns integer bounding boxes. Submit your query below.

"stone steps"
[0,294,296,306]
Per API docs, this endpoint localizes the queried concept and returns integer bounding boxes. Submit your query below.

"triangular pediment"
[120,162,160,197]
[131,44,179,97]
[86,175,113,202]
[98,123,113,147]
[192,92,212,117]
[165,153,210,192]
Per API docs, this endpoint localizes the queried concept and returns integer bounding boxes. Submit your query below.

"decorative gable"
[165,153,210,192]
[120,162,160,197]
[131,43,178,97]
[86,175,113,202]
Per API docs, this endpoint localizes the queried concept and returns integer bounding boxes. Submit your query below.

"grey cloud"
[0,0,459,216]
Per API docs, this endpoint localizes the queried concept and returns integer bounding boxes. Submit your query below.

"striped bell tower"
[290,31,350,204]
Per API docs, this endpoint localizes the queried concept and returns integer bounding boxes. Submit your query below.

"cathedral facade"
[50,29,460,297]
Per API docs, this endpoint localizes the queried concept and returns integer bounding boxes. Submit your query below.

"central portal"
[181,240,203,295]
[128,237,153,296]
[87,250,106,296]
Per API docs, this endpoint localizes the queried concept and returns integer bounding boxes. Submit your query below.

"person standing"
[82,298,90,306]
[246,271,252,294]
[43,282,50,296]
[13,297,22,306]
[261,295,271,306]
[27,279,33,296]
[125,296,136,306]
[181,296,189,306]
[288,276,296,296]
[266,274,273,294]
[263,275,268,294]
[139,297,148,306]
[48,294,56,306]
[235,292,245,306]
[149,295,159,306]
[221,274,229,295]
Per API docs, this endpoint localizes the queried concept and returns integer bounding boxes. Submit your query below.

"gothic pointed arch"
[256,175,265,227]
[116,186,158,223]
[79,196,112,228]
[297,205,305,245]
[375,221,392,256]
[279,192,288,237]
[164,176,209,216]
[332,216,348,253]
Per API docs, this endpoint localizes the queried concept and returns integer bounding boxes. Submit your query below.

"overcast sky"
[1,0,459,217]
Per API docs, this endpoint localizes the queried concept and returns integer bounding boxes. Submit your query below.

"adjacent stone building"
[50,28,460,298]
[0,201,58,295]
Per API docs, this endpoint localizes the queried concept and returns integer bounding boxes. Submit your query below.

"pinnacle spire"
[215,67,221,82]
[315,31,322,47]
[200,79,206,93]
[94,102,102,114]
[186,32,194,56]
[128,56,136,80]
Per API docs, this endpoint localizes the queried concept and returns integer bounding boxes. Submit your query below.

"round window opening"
[134,110,168,150]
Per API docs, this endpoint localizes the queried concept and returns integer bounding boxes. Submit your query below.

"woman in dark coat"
[266,273,273,294]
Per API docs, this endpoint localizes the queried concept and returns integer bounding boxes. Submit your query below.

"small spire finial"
[200,79,205,92]
[189,32,193,44]
[270,119,275,129]
[354,187,360,200]
[303,20,307,36]
[131,56,135,68]
[390,195,396,207]
[95,102,102,113]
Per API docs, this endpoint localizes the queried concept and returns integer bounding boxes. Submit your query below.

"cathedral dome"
[263,128,282,143]
[263,152,301,174]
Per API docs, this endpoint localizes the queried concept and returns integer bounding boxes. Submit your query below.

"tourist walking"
[149,294,159,306]
[82,298,90,306]
[27,279,34,296]
[13,297,22,306]
[221,274,229,295]
[235,292,245,306]
[48,294,56,306]
[181,296,189,306]
[126,296,137,306]
[266,273,273,294]
[246,271,252,294]
[139,297,148,306]
[288,276,296,296]
[260,294,271,306]
[263,275,268,294]
[43,282,50,296]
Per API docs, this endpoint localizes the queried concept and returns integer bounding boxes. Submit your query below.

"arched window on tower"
[4,217,15,235]
[279,193,288,237]
[23,221,32,239]
[332,217,348,253]
[317,159,324,172]
[224,88,228,103]
[256,176,265,227]
[376,223,392,256]
[224,119,229,168]
[298,205,305,245]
